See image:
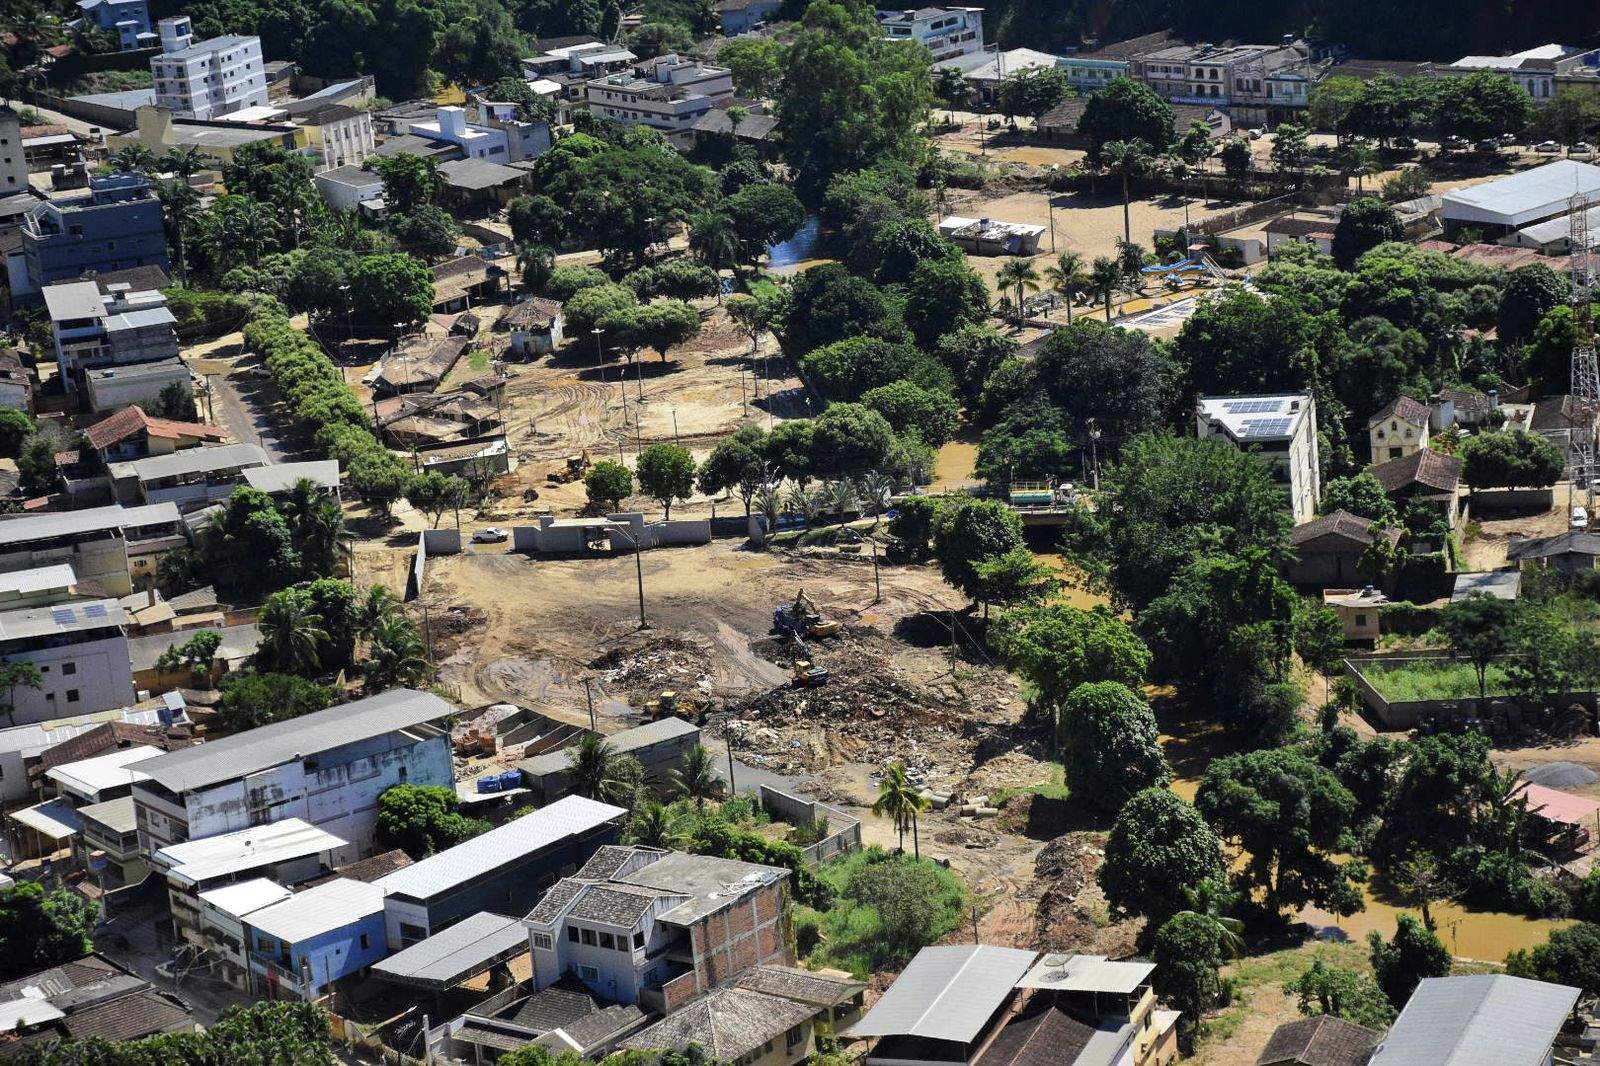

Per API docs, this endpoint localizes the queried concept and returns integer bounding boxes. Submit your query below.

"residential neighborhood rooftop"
[1367,974,1580,1066]
[846,944,1037,1042]
[151,818,348,887]
[246,878,385,943]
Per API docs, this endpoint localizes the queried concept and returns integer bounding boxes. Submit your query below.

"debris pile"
[1030,834,1095,950]
[421,602,487,657]
[589,635,716,702]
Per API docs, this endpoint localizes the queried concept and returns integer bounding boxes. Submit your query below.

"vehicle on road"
[1535,140,1561,153]
[1573,507,1589,531]
[473,527,509,543]
[1573,141,1595,156]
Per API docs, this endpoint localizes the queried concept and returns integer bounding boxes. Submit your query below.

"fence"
[758,785,862,866]
[1344,650,1599,732]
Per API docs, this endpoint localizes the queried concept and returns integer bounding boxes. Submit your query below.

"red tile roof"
[84,405,227,452]
[1369,448,1462,495]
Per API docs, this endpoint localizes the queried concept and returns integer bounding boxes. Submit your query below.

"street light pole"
[1087,418,1102,491]
[607,524,648,628]
[592,327,606,387]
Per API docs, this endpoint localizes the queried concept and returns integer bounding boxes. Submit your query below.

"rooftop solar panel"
[84,604,108,619]
[50,607,75,625]
[1241,417,1294,437]
[1225,399,1282,414]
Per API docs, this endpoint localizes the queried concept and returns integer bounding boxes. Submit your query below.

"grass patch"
[991,762,1068,807]
[467,350,490,371]
[1363,660,1512,701]
[1201,940,1370,1048]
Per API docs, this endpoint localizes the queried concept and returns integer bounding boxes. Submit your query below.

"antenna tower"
[1570,191,1598,509]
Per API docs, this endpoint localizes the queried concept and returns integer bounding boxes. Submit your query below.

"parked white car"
[1573,507,1589,531]
[1535,140,1561,153]
[472,527,509,543]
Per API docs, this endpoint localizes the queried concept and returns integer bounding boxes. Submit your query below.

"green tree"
[370,152,439,215]
[930,496,1025,602]
[872,761,931,858]
[1332,196,1404,270]
[603,299,702,363]
[216,671,334,732]
[1033,317,1177,437]
[970,546,1058,614]
[1043,251,1089,324]
[1100,788,1226,924]
[1496,263,1570,347]
[350,455,410,520]
[697,426,769,516]
[0,662,41,727]
[585,459,635,511]
[566,282,639,334]
[1056,681,1170,812]
[0,882,95,981]
[0,409,36,458]
[996,256,1041,323]
[1321,473,1398,523]
[810,403,897,479]
[1196,749,1364,923]
[1368,913,1452,1008]
[1271,123,1311,176]
[904,257,989,347]
[988,603,1151,706]
[257,587,331,677]
[635,443,697,518]
[723,182,806,265]
[1099,139,1153,245]
[567,733,637,805]
[1459,430,1566,491]
[1219,137,1252,178]
[782,263,906,355]
[936,325,1018,403]
[1077,77,1174,160]
[1285,960,1397,1030]
[994,66,1071,124]
[1089,255,1122,321]
[669,744,725,809]
[348,252,434,330]
[1432,70,1534,140]
[405,471,471,528]
[720,35,784,97]
[375,783,489,858]
[859,380,959,447]
[363,613,432,693]
[1509,922,1600,996]
[1153,912,1224,1046]
[390,203,461,260]
[17,435,62,497]
[1438,593,1517,707]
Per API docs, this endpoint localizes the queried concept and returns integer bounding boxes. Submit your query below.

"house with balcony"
[40,278,180,402]
[76,793,147,886]
[20,174,170,297]
[246,877,388,1000]
[377,795,626,950]
[584,56,734,142]
[75,0,154,50]
[196,877,291,990]
[878,8,985,62]
[1195,394,1321,524]
[524,844,791,1014]
[522,39,638,118]
[128,688,457,854]
[1056,30,1182,91]
[408,106,510,162]
[150,817,352,946]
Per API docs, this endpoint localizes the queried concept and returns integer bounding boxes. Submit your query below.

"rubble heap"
[589,635,716,702]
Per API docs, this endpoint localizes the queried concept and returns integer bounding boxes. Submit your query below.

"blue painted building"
[246,878,389,1000]
[717,0,784,35]
[76,0,154,51]
[22,173,170,294]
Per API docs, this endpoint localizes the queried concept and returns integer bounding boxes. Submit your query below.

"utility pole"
[871,539,881,602]
[584,678,596,730]
[726,737,737,795]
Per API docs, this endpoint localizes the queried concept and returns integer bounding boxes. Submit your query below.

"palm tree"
[627,801,685,848]
[1173,879,1247,958]
[1089,256,1122,322]
[670,745,725,810]
[258,593,328,676]
[787,482,824,527]
[1346,143,1380,193]
[996,257,1040,325]
[689,210,740,276]
[568,734,623,802]
[755,485,783,536]
[856,473,894,520]
[515,241,555,292]
[358,585,401,637]
[1043,251,1088,323]
[1099,139,1153,245]
[162,146,208,181]
[155,177,201,284]
[1483,766,1532,860]
[872,761,931,859]
[826,479,859,525]
[363,614,431,693]
[109,143,158,175]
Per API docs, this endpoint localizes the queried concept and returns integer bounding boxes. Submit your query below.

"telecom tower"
[1570,191,1599,510]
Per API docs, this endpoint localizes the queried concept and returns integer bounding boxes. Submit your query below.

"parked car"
[1573,507,1589,531]
[1442,135,1469,150]
[1475,138,1499,152]
[1573,141,1596,156]
[472,527,509,543]
[1498,133,1519,147]
[1247,128,1265,139]
[1536,140,1561,153]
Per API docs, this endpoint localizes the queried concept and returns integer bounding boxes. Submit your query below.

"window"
[1354,614,1367,627]
[633,930,645,949]
[66,690,80,703]
[568,926,580,943]
[787,1025,805,1049]
[534,932,553,950]
[360,933,370,949]
[581,928,596,946]
[600,932,615,949]
[61,662,75,676]
[579,964,599,980]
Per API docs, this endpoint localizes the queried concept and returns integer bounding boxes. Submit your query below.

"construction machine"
[773,589,841,639]
[547,451,592,485]
[643,690,699,720]
[791,660,829,687]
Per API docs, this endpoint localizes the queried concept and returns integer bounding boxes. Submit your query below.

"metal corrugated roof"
[247,878,384,944]
[152,818,347,887]
[374,795,626,901]
[0,597,126,641]
[242,460,340,494]
[1369,975,1579,1066]
[77,795,137,835]
[0,502,181,545]
[112,442,266,482]
[845,945,1037,1042]
[1016,953,1153,995]
[370,911,527,988]
[197,877,292,918]
[46,744,159,797]
[130,688,454,793]
[7,798,84,840]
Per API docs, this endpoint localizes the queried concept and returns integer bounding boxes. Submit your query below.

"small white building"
[313,164,386,214]
[1195,394,1321,524]
[407,106,509,162]
[936,216,1045,256]
[149,17,269,120]
[1368,394,1431,462]
[45,743,158,805]
[197,877,291,990]
[878,7,985,62]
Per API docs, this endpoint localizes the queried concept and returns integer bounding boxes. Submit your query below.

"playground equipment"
[1140,251,1227,285]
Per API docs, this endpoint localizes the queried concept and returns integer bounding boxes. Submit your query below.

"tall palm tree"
[1173,879,1247,958]
[872,761,931,859]
[154,177,201,284]
[689,210,740,276]
[1099,139,1153,245]
[516,241,555,292]
[933,67,970,123]
[1483,766,1532,860]
[627,801,685,848]
[996,257,1040,325]
[162,146,208,181]
[568,734,624,802]
[363,614,431,693]
[258,593,328,676]
[670,745,725,810]
[1089,256,1122,322]
[856,473,894,519]
[1043,251,1088,323]
[109,143,158,175]
[358,585,401,638]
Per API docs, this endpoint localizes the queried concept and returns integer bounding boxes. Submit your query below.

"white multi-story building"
[1195,394,1321,524]
[1444,44,1600,102]
[150,17,269,120]
[0,108,24,195]
[407,106,509,161]
[585,55,734,139]
[0,597,135,723]
[878,7,984,62]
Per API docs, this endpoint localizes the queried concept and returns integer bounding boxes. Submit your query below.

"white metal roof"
[242,460,341,494]
[41,281,105,322]
[0,703,173,760]
[246,878,385,944]
[845,945,1037,1042]
[0,998,64,1033]
[1442,160,1600,227]
[111,442,266,483]
[7,799,84,840]
[0,565,77,598]
[1516,201,1600,246]
[0,502,181,546]
[370,911,527,988]
[1369,975,1579,1066]
[1016,953,1154,995]
[1196,394,1313,443]
[374,795,626,901]
[45,744,158,797]
[198,877,292,919]
[152,818,347,887]
[77,795,137,835]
